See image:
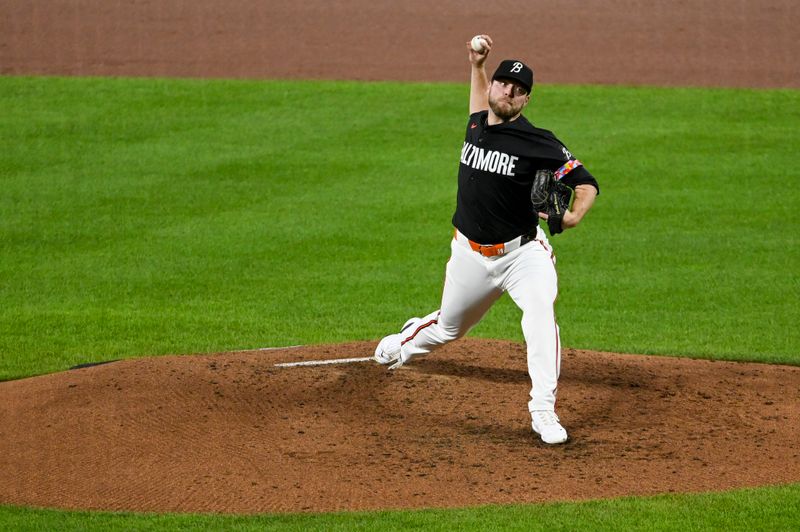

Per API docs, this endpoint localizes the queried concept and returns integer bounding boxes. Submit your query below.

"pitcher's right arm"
[468,34,492,114]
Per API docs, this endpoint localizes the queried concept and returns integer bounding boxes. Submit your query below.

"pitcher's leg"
[399,239,502,362]
[503,243,561,413]
[523,309,561,412]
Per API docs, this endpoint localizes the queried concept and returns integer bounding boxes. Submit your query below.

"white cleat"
[373,318,419,370]
[373,333,401,366]
[531,410,569,444]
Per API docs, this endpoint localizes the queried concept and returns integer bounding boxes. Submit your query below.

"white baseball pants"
[399,227,561,413]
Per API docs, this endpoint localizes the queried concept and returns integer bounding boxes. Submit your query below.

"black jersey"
[452,111,600,244]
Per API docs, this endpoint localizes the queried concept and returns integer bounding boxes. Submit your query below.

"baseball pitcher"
[375,35,600,444]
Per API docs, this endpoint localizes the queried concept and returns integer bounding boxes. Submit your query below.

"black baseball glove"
[531,169,574,235]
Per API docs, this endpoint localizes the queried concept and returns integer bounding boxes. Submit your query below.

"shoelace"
[535,411,560,426]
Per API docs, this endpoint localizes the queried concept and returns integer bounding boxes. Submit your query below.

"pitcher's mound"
[1,339,798,514]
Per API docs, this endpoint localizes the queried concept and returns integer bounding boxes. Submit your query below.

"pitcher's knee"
[439,323,465,343]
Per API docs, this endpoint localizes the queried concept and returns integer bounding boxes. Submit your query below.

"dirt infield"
[1,0,799,516]
[2,340,799,514]
[1,0,798,88]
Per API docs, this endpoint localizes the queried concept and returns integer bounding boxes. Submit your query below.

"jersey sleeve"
[560,163,600,193]
[548,139,600,194]
[541,130,600,194]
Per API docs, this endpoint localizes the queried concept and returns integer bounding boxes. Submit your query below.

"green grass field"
[3,483,800,531]
[1,76,798,529]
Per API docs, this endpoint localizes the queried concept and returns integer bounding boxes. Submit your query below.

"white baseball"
[470,35,487,53]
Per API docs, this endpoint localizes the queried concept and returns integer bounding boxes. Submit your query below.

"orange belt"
[454,229,516,257]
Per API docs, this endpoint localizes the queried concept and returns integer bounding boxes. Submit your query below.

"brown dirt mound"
[1,338,798,515]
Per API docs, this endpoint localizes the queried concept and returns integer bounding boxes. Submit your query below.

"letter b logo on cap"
[491,59,533,92]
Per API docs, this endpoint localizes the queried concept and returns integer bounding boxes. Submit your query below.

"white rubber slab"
[273,356,373,368]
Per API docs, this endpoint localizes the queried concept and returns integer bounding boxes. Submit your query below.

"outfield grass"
[1,76,798,528]
[2,77,798,379]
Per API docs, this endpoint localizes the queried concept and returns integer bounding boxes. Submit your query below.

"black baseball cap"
[492,59,534,93]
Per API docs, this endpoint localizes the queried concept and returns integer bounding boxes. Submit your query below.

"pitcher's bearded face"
[488,79,529,120]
